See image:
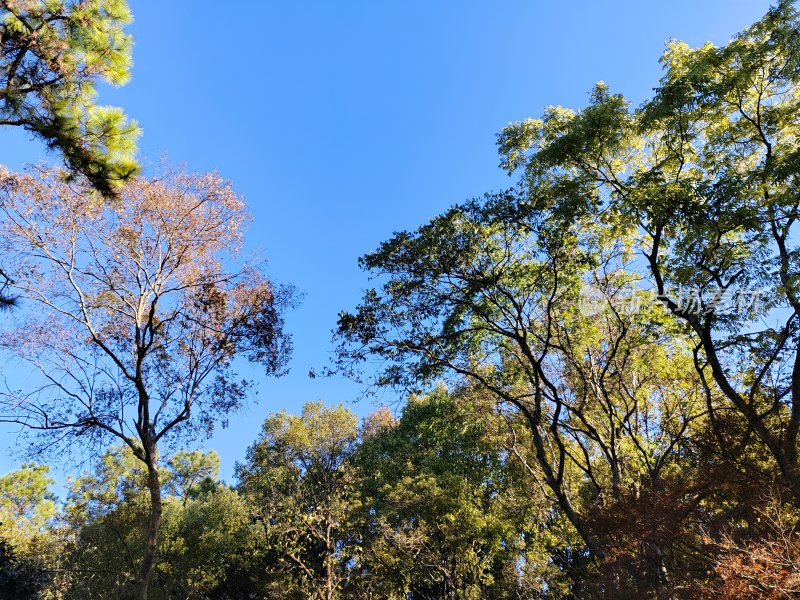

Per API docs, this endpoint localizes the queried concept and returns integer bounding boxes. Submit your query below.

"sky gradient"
[0,0,776,486]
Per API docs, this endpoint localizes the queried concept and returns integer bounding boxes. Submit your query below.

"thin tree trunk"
[517,399,603,560]
[326,506,336,600]
[133,455,162,600]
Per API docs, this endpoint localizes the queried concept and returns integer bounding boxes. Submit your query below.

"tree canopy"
[330,1,800,595]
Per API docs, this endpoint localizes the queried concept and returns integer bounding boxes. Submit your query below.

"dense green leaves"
[352,386,569,599]
[236,402,360,600]
[0,464,56,553]
[0,0,139,195]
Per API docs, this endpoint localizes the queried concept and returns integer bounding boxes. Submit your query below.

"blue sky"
[0,0,775,486]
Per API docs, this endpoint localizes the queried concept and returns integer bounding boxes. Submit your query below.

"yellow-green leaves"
[0,0,139,195]
[0,464,57,553]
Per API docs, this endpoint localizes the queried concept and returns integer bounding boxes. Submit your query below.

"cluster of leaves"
[0,0,139,195]
[0,164,295,598]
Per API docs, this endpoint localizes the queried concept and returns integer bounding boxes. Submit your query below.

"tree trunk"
[133,455,162,600]
[517,400,603,560]
[325,508,336,600]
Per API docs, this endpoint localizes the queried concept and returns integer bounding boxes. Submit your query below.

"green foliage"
[237,401,360,600]
[494,0,800,508]
[59,446,250,599]
[0,0,139,194]
[61,447,156,597]
[156,485,254,599]
[353,386,570,599]
[332,2,800,595]
[0,464,57,553]
[167,450,221,502]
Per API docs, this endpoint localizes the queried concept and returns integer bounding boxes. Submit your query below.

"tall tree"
[0,0,139,196]
[331,184,703,565]
[0,464,59,599]
[496,0,800,504]
[0,166,294,599]
[331,2,800,576]
[0,463,56,553]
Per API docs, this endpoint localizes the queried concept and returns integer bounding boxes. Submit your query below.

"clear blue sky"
[0,0,775,487]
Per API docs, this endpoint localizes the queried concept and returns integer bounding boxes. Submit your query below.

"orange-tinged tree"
[0,165,294,600]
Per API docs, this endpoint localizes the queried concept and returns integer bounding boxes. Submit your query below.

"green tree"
[166,450,221,505]
[331,2,800,591]
[157,483,254,599]
[352,386,569,599]
[61,446,151,597]
[332,181,703,569]
[495,0,800,506]
[237,401,360,600]
[61,446,255,600]
[0,464,57,553]
[0,0,139,196]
